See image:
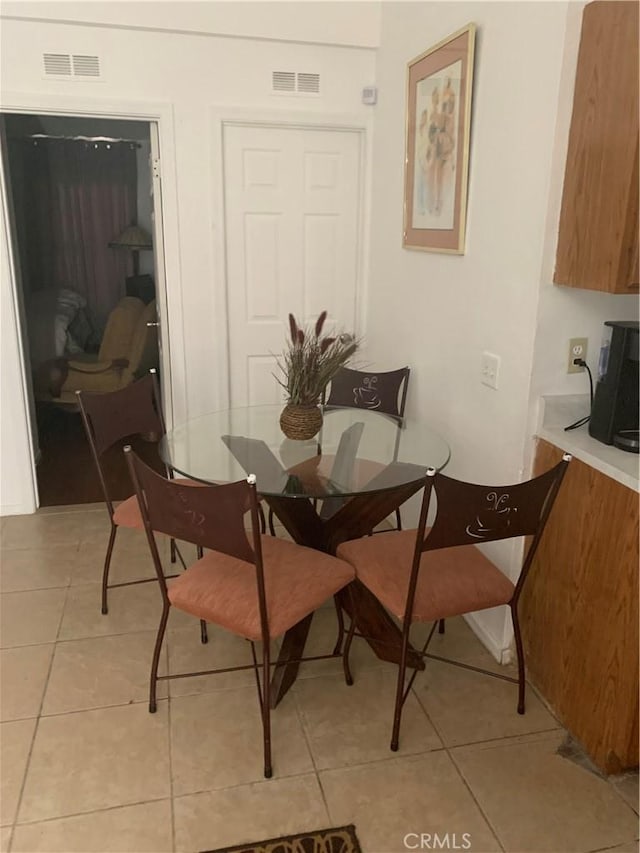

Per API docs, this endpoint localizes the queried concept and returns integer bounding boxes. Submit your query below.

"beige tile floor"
[0,505,638,853]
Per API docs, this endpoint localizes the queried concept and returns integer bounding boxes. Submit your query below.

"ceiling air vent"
[43,53,72,76]
[272,71,320,96]
[43,53,101,80]
[72,55,100,77]
[272,71,295,92]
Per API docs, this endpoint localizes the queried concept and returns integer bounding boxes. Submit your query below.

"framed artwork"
[403,24,476,254]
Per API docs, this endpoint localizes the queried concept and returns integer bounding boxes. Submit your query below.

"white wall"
[0,7,376,515]
[364,1,575,660]
[1,1,381,48]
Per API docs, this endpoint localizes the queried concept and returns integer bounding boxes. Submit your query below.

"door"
[223,123,362,407]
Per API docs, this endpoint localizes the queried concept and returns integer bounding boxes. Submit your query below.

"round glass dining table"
[160,404,450,500]
[159,404,450,707]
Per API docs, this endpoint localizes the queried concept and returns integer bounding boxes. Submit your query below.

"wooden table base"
[265,471,426,708]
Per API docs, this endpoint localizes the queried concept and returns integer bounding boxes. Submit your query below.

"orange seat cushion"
[112,479,204,529]
[167,536,355,641]
[337,529,514,622]
[113,494,143,528]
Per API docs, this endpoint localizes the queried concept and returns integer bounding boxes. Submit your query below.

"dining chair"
[76,371,208,643]
[266,366,411,536]
[337,454,571,751]
[124,446,355,778]
[324,365,411,423]
[324,365,410,532]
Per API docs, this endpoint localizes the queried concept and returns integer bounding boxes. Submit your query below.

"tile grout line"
[9,794,171,829]
[290,681,333,826]
[445,746,507,853]
[166,655,178,853]
[411,685,506,853]
[6,552,74,849]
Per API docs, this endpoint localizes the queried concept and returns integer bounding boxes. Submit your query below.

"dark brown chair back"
[125,447,259,562]
[410,455,572,609]
[324,366,410,422]
[76,372,166,516]
[124,447,267,630]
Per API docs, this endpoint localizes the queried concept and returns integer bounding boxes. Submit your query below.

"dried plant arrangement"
[275,311,358,406]
[275,311,358,439]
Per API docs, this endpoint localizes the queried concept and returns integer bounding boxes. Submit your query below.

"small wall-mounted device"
[362,86,377,105]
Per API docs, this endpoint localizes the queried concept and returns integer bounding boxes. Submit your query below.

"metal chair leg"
[262,641,272,778]
[390,620,412,752]
[200,620,208,644]
[332,595,345,655]
[170,539,190,571]
[395,508,403,531]
[268,508,277,537]
[511,601,526,715]
[149,602,170,713]
[101,524,117,615]
[438,619,445,634]
[258,504,267,535]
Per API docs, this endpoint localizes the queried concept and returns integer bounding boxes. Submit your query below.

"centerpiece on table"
[275,310,358,440]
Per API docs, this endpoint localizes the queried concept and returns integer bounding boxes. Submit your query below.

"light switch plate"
[481,351,500,389]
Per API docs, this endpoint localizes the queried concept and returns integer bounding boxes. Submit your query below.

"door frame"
[211,107,372,410]
[0,92,183,512]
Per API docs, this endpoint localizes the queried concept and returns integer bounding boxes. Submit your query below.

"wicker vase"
[279,403,323,441]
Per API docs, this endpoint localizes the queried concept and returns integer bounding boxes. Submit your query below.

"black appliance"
[589,320,639,453]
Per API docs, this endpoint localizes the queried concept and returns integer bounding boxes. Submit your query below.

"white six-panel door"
[223,123,362,406]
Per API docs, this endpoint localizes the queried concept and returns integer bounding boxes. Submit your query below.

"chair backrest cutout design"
[125,447,258,565]
[324,366,410,422]
[413,455,571,600]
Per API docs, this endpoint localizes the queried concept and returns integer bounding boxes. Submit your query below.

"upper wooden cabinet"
[554,1,639,293]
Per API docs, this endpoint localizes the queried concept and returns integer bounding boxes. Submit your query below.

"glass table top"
[160,405,450,499]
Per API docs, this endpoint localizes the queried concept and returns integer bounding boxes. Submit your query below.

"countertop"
[536,394,639,493]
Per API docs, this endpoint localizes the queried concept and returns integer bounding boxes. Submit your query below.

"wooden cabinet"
[554,1,639,293]
[521,440,639,774]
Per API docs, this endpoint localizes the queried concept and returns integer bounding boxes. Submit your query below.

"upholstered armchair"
[35,296,159,404]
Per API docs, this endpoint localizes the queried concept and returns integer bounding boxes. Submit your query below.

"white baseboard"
[0,501,36,517]
[464,612,513,665]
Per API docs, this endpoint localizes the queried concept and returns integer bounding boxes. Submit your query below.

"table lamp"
[108,224,153,276]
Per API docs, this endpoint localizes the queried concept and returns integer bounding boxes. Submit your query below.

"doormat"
[202,824,362,853]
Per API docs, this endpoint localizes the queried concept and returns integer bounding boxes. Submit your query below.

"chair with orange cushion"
[337,454,571,751]
[124,446,355,778]
[76,372,207,643]
[323,365,410,531]
[267,366,411,536]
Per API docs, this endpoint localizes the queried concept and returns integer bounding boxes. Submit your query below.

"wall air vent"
[272,71,296,92]
[296,73,320,94]
[72,55,100,77]
[272,71,320,96]
[43,53,101,80]
[43,54,72,76]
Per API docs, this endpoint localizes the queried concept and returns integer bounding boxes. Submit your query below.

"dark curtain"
[9,138,137,331]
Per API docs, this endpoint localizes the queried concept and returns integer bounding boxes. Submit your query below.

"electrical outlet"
[567,337,588,373]
[481,351,500,389]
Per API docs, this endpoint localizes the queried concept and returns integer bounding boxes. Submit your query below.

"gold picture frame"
[403,24,476,254]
